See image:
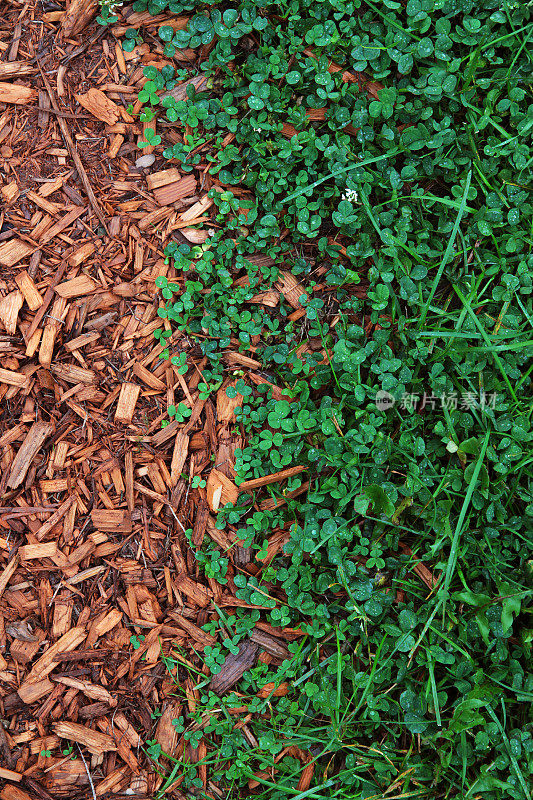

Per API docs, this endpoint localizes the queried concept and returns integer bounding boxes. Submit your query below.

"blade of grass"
[241,767,336,798]
[440,428,491,602]
[353,634,387,714]
[427,657,442,727]
[283,150,401,204]
[486,703,531,800]
[452,284,520,403]
[480,21,533,51]
[335,630,342,728]
[363,0,421,39]
[418,170,472,330]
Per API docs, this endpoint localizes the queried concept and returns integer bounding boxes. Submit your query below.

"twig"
[37,63,109,234]
[0,506,58,515]
[31,104,94,121]
[76,744,98,800]
[60,28,106,65]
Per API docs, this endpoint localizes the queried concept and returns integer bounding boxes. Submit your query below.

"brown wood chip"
[52,721,116,755]
[250,628,290,660]
[75,88,120,125]
[0,239,34,267]
[6,422,54,489]
[210,640,259,695]
[0,81,35,104]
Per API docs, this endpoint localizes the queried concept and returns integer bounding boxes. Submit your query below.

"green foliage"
[122,27,143,51]
[184,526,229,583]
[166,401,191,423]
[105,0,533,795]
[96,0,119,26]
[138,127,162,148]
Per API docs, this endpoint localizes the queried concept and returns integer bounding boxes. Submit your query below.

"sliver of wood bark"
[210,640,259,695]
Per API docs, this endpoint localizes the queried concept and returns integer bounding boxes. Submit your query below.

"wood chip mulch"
[0,1,314,797]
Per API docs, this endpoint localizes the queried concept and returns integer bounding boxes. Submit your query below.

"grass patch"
[110,0,533,795]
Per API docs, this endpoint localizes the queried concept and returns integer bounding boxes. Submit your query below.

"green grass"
[105,0,533,796]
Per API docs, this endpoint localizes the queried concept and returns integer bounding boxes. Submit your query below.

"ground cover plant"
[116,0,533,796]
